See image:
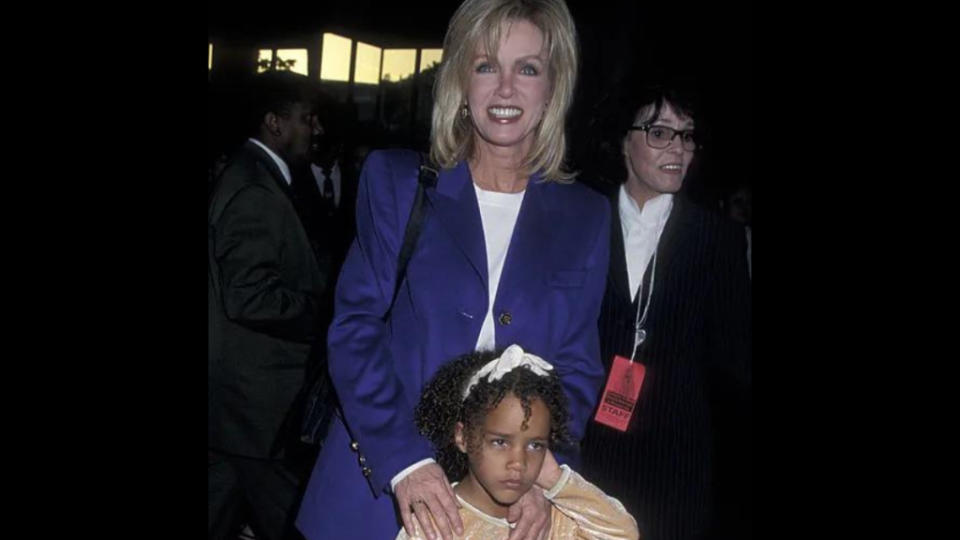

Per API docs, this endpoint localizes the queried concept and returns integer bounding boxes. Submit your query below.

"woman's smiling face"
[466,18,551,157]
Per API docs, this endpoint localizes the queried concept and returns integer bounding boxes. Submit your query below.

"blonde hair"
[429,0,579,183]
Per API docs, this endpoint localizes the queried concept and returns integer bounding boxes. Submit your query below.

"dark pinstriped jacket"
[580,189,752,540]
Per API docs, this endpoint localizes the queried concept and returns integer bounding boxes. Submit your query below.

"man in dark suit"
[287,103,360,404]
[290,99,360,279]
[208,71,325,540]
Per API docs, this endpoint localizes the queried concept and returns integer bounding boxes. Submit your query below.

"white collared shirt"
[248,138,292,185]
[619,185,673,301]
[310,161,342,208]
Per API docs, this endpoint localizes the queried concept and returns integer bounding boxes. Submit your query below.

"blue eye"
[520,64,538,76]
[476,63,495,73]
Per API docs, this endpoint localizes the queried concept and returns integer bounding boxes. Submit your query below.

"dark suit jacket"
[290,158,358,284]
[208,140,326,459]
[580,189,752,540]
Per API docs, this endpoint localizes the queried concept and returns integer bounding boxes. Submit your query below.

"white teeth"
[661,164,681,170]
[489,106,522,118]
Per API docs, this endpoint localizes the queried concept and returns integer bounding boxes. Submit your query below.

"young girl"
[398,345,640,540]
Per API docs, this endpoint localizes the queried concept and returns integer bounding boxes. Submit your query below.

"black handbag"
[298,153,439,446]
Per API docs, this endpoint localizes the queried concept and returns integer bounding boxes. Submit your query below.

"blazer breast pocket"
[549,270,586,288]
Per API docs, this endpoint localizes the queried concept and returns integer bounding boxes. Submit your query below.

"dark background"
[209,0,752,206]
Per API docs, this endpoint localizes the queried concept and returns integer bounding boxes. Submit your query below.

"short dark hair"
[594,79,700,183]
[245,70,319,137]
[415,349,572,482]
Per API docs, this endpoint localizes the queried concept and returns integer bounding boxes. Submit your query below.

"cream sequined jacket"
[397,465,640,540]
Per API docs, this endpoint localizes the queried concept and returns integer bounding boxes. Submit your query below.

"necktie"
[321,166,334,203]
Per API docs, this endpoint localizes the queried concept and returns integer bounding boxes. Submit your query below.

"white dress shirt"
[619,185,673,301]
[310,161,342,208]
[248,138,291,185]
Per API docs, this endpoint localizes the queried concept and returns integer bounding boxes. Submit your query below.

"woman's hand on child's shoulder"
[395,463,463,540]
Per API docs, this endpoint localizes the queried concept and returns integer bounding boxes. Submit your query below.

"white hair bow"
[462,344,554,400]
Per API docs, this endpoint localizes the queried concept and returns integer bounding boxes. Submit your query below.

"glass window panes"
[381,49,416,82]
[276,48,308,75]
[418,49,442,73]
[257,49,273,73]
[321,33,352,82]
[354,42,382,85]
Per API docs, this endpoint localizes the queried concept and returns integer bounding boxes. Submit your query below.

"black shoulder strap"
[386,152,438,315]
[303,154,438,460]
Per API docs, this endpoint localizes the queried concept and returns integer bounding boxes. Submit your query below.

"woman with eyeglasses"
[578,81,752,540]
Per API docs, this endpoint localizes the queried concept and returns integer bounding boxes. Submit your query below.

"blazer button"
[498,312,512,326]
[362,466,372,477]
[358,455,366,465]
[350,441,359,452]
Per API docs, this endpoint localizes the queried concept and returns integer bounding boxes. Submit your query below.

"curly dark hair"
[415,349,572,482]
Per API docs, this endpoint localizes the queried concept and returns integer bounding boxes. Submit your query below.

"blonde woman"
[297,1,610,539]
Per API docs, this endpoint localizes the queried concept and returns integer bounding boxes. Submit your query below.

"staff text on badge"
[593,355,646,432]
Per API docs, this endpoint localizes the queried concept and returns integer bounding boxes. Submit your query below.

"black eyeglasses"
[629,124,698,151]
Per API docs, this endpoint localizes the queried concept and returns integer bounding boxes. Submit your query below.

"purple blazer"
[296,149,610,539]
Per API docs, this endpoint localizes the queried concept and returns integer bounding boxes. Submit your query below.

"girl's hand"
[534,449,562,491]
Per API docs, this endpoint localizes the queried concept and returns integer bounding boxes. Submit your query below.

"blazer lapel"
[655,195,692,289]
[494,174,553,313]
[426,160,488,285]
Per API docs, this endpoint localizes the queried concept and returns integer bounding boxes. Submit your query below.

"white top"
[310,161,342,207]
[619,185,673,301]
[473,184,526,352]
[248,138,291,185]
